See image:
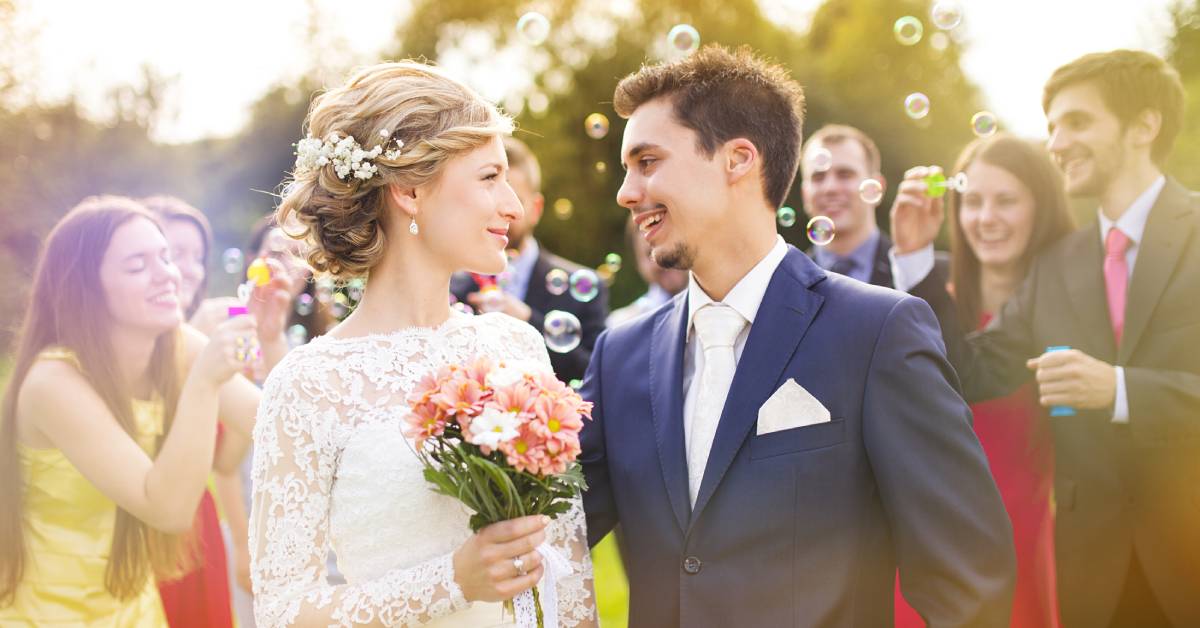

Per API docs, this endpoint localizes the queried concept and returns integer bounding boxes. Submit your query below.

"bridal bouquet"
[403,355,591,627]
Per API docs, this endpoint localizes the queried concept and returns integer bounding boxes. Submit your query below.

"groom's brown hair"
[613,44,806,209]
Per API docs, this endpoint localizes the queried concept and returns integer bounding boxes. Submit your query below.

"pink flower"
[403,398,447,446]
[432,372,488,430]
[491,381,537,418]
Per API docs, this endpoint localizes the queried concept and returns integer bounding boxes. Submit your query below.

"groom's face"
[617,97,730,270]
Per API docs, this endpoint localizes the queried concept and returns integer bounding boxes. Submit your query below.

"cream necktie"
[687,304,747,507]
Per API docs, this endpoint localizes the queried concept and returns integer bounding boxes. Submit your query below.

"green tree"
[1167,0,1200,189]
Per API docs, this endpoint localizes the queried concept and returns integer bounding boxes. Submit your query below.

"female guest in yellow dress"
[0,196,263,625]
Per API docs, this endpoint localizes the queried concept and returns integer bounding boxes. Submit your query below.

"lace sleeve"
[500,314,598,626]
[249,350,470,627]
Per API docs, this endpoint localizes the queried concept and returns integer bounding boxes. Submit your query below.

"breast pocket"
[749,419,847,460]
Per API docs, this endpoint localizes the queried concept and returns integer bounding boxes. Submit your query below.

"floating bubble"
[553,198,574,220]
[544,310,583,353]
[604,253,623,273]
[806,215,836,246]
[569,269,600,303]
[893,16,924,46]
[594,161,608,173]
[667,24,700,54]
[859,178,884,204]
[931,1,963,30]
[452,301,475,316]
[222,248,244,274]
[777,206,797,228]
[516,12,550,45]
[287,324,308,347]
[545,268,569,295]
[904,92,931,120]
[971,111,998,138]
[295,292,315,316]
[315,277,335,304]
[584,113,610,139]
[808,147,833,172]
[568,379,583,390]
[929,32,950,52]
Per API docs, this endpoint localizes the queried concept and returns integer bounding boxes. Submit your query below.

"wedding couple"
[250,46,1015,627]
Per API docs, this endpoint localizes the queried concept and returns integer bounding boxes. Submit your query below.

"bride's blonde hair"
[277,61,514,278]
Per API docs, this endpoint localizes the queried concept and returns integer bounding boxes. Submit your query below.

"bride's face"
[416,135,523,275]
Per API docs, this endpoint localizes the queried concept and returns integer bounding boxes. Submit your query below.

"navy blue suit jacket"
[580,246,1015,627]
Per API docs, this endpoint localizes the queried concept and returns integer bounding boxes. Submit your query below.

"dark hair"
[141,195,212,318]
[247,214,333,340]
[947,135,1076,326]
[613,44,806,208]
[1,197,189,604]
[803,124,882,174]
[1043,49,1186,165]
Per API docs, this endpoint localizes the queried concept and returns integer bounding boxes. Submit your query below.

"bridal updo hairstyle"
[277,61,514,279]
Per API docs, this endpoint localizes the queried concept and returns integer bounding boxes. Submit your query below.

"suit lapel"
[1060,227,1117,361]
[1119,180,1196,363]
[649,292,692,534]
[689,249,825,525]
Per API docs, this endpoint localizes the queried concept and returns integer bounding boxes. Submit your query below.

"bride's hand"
[453,515,549,602]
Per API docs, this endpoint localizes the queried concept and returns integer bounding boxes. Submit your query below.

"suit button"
[682,556,702,575]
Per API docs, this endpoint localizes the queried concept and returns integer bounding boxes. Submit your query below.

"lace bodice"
[250,311,596,627]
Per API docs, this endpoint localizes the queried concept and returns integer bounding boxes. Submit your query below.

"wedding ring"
[512,556,527,577]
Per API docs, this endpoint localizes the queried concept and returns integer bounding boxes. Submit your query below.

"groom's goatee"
[653,243,695,270]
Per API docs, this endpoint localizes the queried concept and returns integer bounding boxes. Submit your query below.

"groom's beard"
[653,242,695,270]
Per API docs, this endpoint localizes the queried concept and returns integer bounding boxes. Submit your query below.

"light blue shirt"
[813,230,879,284]
[502,238,540,302]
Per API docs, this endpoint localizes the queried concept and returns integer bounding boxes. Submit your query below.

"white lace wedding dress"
[249,310,597,627]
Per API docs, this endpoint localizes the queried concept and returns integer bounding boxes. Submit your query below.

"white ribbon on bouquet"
[513,542,572,628]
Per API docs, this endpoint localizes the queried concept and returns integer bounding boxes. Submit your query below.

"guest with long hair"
[0,196,262,625]
[894,134,1075,627]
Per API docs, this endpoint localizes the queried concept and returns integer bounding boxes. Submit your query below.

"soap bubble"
[808,147,833,172]
[971,111,998,138]
[222,248,244,274]
[545,268,569,296]
[584,113,610,139]
[516,12,550,45]
[893,16,924,46]
[806,215,836,246]
[931,1,963,30]
[777,206,797,228]
[668,24,700,54]
[544,310,583,353]
[568,269,600,303]
[904,92,931,119]
[859,178,884,204]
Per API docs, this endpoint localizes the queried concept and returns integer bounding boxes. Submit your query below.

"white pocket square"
[757,379,831,435]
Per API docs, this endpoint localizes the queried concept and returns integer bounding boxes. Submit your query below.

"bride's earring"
[409,217,419,236]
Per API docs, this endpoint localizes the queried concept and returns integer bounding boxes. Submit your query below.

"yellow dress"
[0,349,169,626]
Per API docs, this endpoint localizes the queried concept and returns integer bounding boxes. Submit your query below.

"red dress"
[157,425,234,628]
[895,313,1060,627]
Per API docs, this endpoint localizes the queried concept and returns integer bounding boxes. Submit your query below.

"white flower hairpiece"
[293,129,405,181]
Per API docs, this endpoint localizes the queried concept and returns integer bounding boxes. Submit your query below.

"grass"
[590,533,629,627]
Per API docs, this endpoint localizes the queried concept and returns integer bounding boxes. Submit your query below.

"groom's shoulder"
[602,292,681,344]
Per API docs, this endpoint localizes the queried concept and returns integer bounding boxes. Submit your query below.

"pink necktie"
[1104,228,1131,346]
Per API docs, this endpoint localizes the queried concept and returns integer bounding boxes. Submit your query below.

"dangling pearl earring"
[409,217,419,236]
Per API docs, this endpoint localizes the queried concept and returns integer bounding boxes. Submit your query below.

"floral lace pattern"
[250,311,596,627]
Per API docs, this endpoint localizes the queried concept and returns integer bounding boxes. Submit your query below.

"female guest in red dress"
[895,135,1075,627]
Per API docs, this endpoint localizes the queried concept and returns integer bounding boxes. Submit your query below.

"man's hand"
[466,290,533,322]
[1026,348,1117,410]
[889,165,946,254]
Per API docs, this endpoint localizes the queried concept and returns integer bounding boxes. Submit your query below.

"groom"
[579,45,1016,626]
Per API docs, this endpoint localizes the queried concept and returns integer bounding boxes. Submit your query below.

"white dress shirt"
[681,236,789,455]
[889,176,1166,423]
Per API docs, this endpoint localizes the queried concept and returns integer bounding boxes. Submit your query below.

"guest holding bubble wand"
[890,135,1074,628]
[0,196,264,625]
[890,50,1200,627]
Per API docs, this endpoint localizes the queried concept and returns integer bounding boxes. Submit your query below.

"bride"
[249,61,597,627]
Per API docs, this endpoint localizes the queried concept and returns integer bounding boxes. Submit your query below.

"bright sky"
[13,0,1178,144]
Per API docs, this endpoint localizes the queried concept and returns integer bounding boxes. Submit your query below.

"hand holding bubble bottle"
[227,257,270,370]
[1044,346,1077,416]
